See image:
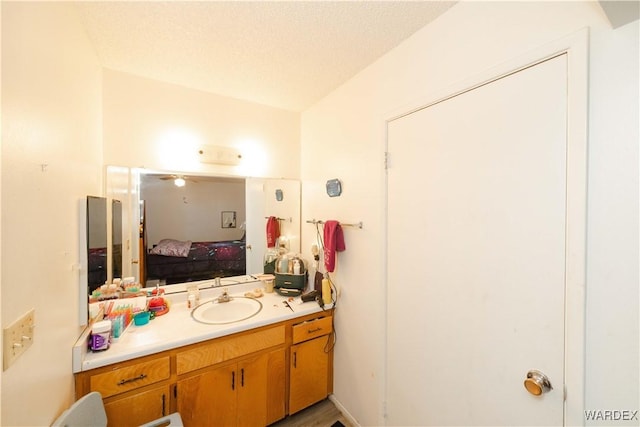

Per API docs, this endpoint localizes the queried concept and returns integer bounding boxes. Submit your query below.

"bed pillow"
[150,239,192,257]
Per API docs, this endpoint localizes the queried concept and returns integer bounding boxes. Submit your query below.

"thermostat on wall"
[326,179,342,197]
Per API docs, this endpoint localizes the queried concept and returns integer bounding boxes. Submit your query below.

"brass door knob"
[524,370,553,396]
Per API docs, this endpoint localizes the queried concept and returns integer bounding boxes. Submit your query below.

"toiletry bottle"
[265,278,274,293]
[90,320,111,351]
[279,255,289,274]
[293,259,301,275]
[322,277,332,305]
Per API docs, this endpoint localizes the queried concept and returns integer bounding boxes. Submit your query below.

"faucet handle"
[217,288,232,303]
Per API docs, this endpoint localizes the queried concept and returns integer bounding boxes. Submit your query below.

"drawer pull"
[117,373,147,386]
[308,327,322,333]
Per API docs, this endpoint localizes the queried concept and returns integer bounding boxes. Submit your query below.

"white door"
[386,55,568,426]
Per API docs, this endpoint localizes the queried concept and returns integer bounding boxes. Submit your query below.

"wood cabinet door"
[236,353,268,427]
[104,385,169,427]
[177,364,237,427]
[177,349,286,427]
[289,337,329,414]
[266,348,286,425]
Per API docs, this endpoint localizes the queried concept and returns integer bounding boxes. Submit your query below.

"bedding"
[146,239,246,284]
[149,239,192,257]
[88,247,107,290]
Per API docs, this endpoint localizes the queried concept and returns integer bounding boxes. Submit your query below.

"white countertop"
[73,280,331,373]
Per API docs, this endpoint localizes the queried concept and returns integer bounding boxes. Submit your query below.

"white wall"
[300,2,638,426]
[103,69,300,179]
[1,3,103,426]
[586,17,639,423]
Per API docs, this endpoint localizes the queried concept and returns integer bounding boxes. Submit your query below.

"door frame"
[383,28,588,426]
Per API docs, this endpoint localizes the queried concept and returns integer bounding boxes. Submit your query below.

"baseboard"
[328,394,360,427]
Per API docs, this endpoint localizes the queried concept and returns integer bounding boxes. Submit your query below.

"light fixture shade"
[197,145,242,165]
[174,177,186,187]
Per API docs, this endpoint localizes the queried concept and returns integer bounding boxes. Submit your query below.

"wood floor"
[270,399,353,427]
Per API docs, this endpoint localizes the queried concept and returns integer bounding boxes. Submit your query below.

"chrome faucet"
[217,288,232,303]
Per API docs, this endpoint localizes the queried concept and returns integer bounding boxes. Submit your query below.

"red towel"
[323,220,346,273]
[266,216,280,248]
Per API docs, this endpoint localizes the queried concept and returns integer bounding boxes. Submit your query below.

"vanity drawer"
[292,316,332,344]
[176,325,285,375]
[90,357,170,398]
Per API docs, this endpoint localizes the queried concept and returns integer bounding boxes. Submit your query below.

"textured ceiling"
[75,1,456,112]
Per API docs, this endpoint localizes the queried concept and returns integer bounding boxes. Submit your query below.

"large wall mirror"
[105,166,301,290]
[81,168,300,324]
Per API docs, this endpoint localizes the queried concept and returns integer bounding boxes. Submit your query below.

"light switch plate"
[3,309,35,371]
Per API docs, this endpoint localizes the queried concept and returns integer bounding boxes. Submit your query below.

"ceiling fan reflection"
[158,175,198,187]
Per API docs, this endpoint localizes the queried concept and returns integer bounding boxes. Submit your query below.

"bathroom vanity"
[73,282,334,427]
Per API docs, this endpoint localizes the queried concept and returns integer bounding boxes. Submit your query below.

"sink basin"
[191,296,263,325]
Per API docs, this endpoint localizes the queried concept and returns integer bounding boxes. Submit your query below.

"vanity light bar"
[197,145,242,166]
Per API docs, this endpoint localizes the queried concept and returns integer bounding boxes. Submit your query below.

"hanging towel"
[266,216,280,248]
[323,220,346,273]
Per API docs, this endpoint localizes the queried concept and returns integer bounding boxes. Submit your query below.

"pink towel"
[323,220,346,273]
[266,216,280,248]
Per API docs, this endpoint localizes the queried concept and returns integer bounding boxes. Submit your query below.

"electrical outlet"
[3,309,35,371]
